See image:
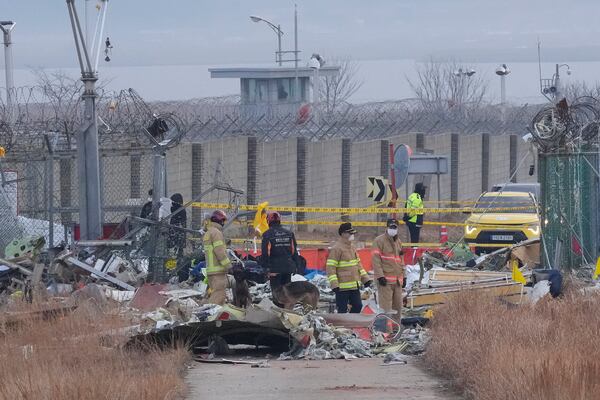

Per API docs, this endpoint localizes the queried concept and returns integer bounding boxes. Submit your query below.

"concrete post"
[509,134,518,183]
[481,133,490,192]
[246,137,258,205]
[341,139,351,221]
[450,133,459,202]
[130,143,141,200]
[191,143,203,229]
[296,137,307,226]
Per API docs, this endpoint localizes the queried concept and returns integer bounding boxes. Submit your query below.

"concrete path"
[186,357,461,400]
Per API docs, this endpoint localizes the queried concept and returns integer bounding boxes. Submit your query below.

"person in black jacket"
[260,211,299,293]
[169,193,187,257]
[140,189,153,219]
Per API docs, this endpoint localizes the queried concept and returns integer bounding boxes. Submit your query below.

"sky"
[3,0,600,101]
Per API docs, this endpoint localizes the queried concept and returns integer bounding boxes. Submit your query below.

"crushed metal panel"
[66,257,135,291]
[129,283,168,311]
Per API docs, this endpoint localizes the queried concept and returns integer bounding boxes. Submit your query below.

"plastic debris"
[529,280,551,303]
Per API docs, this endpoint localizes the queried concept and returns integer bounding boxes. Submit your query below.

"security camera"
[466,69,476,77]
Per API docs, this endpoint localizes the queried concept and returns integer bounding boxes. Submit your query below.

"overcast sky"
[4,0,600,69]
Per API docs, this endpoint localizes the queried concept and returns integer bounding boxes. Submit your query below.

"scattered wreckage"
[0,230,567,362]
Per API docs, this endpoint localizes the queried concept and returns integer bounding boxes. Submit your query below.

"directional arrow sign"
[367,176,389,202]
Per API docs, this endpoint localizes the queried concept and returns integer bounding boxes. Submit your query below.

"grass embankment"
[0,300,189,400]
[425,289,600,400]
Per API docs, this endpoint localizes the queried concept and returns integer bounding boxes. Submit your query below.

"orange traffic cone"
[439,225,448,243]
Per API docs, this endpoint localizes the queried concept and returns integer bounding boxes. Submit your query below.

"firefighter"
[372,218,405,321]
[203,210,231,305]
[326,222,372,313]
[404,183,426,243]
[260,211,299,294]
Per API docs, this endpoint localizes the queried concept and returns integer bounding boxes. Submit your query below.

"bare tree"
[319,58,363,113]
[407,60,488,115]
[562,81,600,103]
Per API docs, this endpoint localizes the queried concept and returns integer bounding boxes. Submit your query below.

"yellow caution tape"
[225,237,513,248]
[278,220,537,229]
[191,202,535,214]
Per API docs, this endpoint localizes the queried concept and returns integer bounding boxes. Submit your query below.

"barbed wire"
[1,77,542,156]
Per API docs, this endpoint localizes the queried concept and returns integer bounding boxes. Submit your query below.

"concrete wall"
[458,134,483,200]
[161,133,537,230]
[257,139,298,205]
[488,135,512,190]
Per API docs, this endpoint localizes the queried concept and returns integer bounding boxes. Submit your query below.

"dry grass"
[425,289,600,400]
[0,300,190,400]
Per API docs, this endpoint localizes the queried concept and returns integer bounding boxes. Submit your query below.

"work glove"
[332,287,340,294]
[377,277,387,287]
[363,280,373,288]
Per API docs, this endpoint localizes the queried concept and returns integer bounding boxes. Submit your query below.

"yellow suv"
[464,191,540,254]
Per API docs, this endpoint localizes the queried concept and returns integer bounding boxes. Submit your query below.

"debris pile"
[279,311,373,360]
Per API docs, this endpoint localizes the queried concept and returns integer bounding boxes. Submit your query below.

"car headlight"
[465,225,477,235]
[528,225,540,235]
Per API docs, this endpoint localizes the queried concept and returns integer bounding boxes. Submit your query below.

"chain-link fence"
[539,152,599,269]
[0,149,155,251]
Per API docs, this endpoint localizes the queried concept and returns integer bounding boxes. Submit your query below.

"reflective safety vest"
[372,234,404,285]
[406,192,424,223]
[203,222,231,275]
[326,239,370,291]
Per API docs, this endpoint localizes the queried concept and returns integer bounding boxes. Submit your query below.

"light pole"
[496,64,510,122]
[553,63,571,102]
[250,5,300,101]
[250,15,283,66]
[0,21,16,124]
[452,68,475,110]
[65,0,109,240]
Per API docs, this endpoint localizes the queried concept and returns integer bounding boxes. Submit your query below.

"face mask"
[348,234,355,241]
[387,228,398,237]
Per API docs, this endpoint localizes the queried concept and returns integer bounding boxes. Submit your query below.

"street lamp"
[496,64,511,123]
[0,21,16,123]
[310,54,324,122]
[250,15,284,66]
[495,64,511,104]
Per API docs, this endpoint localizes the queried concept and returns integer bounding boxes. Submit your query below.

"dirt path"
[186,357,461,400]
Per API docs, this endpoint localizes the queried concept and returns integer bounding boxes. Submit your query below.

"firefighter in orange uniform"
[372,218,405,321]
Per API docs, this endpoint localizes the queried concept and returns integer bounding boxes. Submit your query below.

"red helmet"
[267,211,281,225]
[210,209,227,225]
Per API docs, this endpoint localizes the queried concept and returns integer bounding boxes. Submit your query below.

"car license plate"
[491,235,513,241]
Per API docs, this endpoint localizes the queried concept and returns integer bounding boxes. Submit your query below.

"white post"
[0,21,16,124]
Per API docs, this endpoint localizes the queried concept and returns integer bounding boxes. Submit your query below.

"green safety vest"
[406,193,424,223]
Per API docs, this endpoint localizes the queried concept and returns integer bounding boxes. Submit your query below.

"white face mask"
[348,234,355,241]
[387,228,398,237]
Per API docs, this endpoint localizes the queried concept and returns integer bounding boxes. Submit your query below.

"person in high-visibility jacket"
[203,210,231,305]
[404,183,426,243]
[326,222,372,313]
[372,218,405,321]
